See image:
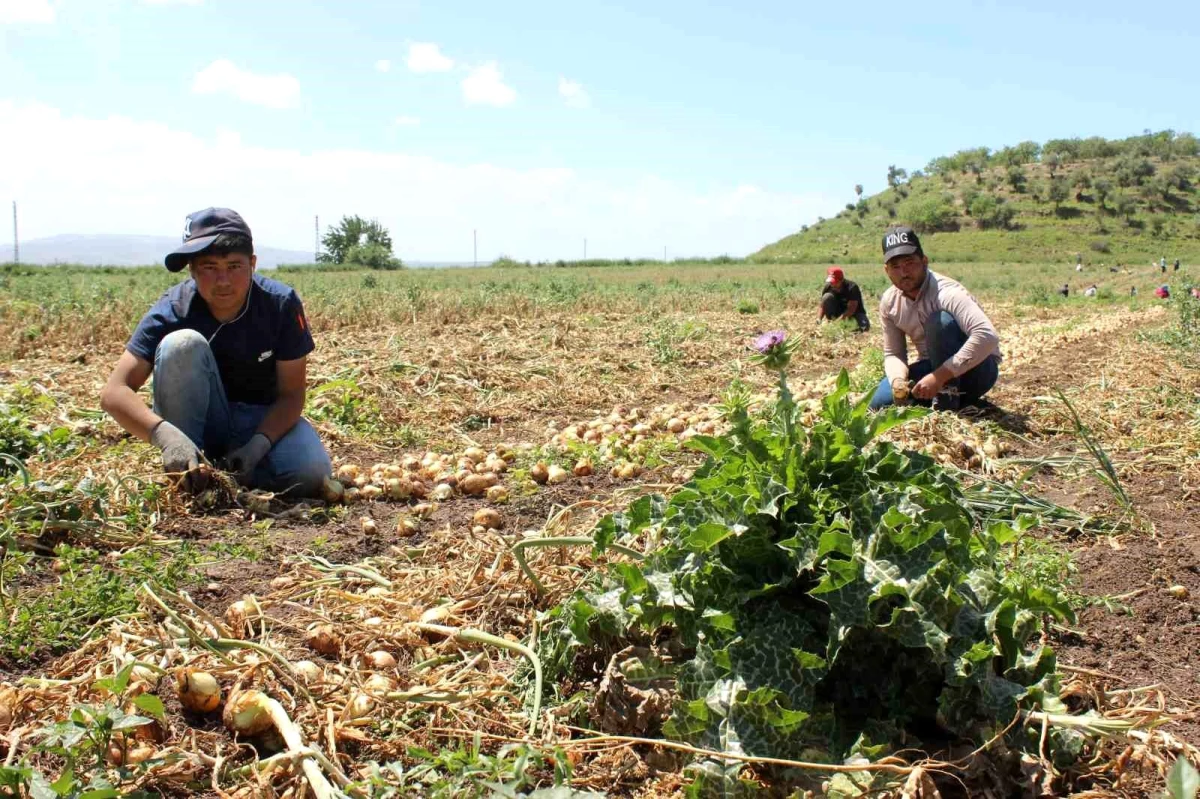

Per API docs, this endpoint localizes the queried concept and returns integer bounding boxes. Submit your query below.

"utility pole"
[11,201,18,264]
[473,229,477,267]
[583,238,587,260]
[663,245,667,262]
[313,215,319,261]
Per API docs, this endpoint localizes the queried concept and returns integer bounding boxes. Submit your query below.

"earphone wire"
[207,282,254,344]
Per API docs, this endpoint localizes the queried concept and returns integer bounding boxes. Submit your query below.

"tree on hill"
[1006,165,1027,193]
[1114,193,1138,225]
[1093,178,1113,210]
[320,215,403,269]
[1048,178,1071,214]
[1073,171,1092,201]
[886,165,908,188]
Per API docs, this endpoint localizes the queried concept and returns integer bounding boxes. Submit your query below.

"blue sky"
[1,0,1197,261]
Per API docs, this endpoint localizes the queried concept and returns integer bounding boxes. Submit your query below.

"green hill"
[753,131,1200,264]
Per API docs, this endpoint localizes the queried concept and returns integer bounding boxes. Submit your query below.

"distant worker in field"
[817,266,870,332]
[1155,284,1171,299]
[1175,258,1181,272]
[868,226,1001,412]
[1084,284,1098,297]
[1059,283,1070,298]
[100,208,332,497]
[1161,256,1167,274]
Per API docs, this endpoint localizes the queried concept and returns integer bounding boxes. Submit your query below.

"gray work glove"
[225,433,272,485]
[151,420,205,492]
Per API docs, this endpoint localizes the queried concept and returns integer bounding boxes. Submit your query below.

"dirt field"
[0,261,1197,797]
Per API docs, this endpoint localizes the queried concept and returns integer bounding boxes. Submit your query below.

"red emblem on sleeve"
[297,311,307,331]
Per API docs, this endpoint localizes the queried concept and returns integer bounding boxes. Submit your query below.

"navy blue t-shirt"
[127,274,315,405]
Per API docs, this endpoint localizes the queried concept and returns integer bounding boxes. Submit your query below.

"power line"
[11,201,17,265]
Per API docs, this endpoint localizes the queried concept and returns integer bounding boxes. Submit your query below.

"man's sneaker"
[932,386,961,413]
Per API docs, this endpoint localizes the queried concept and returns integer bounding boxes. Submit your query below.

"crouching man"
[818,266,870,332]
[868,226,1001,412]
[100,208,331,495]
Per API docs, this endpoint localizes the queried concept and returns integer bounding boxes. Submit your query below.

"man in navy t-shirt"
[100,208,331,496]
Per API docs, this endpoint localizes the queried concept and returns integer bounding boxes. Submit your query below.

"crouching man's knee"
[259,420,332,497]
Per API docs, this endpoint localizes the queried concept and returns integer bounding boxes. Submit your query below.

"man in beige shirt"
[869,225,1001,412]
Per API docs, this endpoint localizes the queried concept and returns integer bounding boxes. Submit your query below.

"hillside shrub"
[900,193,958,232]
[542,363,1082,794]
[1089,239,1111,254]
[969,194,1016,229]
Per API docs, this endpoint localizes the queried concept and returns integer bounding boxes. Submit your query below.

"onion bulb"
[463,446,487,464]
[573,459,593,477]
[473,508,503,529]
[175,668,221,713]
[222,689,274,736]
[432,483,453,501]
[459,473,498,496]
[344,487,361,503]
[305,624,342,657]
[485,485,509,503]
[364,673,394,693]
[321,477,345,503]
[360,484,384,501]
[107,741,156,766]
[396,515,420,536]
[224,598,261,639]
[367,650,396,669]
[666,417,686,433]
[336,464,360,482]
[0,687,16,730]
[346,692,374,719]
[292,660,323,685]
[547,465,569,484]
[529,463,549,484]
[360,516,378,535]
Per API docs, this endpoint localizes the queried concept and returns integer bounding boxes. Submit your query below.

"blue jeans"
[152,330,331,496]
[869,311,999,410]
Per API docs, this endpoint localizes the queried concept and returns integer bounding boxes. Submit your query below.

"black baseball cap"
[882,225,922,262]
[164,207,253,272]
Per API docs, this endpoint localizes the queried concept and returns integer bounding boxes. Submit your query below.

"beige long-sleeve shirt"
[879,270,1001,381]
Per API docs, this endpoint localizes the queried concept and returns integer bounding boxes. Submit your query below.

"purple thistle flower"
[753,329,787,354]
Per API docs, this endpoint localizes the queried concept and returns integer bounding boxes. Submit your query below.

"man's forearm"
[100,384,162,443]
[256,391,305,445]
[883,356,909,383]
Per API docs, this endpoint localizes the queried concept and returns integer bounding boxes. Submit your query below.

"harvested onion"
[367,650,396,669]
[222,689,274,736]
[292,660,323,685]
[321,477,345,503]
[305,624,342,657]
[529,463,549,484]
[547,465,569,484]
[473,508,503,529]
[175,668,221,713]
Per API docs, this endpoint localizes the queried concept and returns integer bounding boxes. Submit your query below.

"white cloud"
[374,59,391,73]
[462,62,515,107]
[558,77,590,109]
[0,0,54,24]
[406,42,454,73]
[393,115,420,127]
[0,101,837,261]
[192,59,301,110]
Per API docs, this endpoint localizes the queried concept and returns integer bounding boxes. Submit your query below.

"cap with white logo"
[164,208,254,272]
[882,225,922,263]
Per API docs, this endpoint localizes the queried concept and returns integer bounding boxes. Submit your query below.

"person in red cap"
[818,266,870,332]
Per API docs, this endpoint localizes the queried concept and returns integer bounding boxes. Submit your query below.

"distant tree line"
[923,130,1199,177]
